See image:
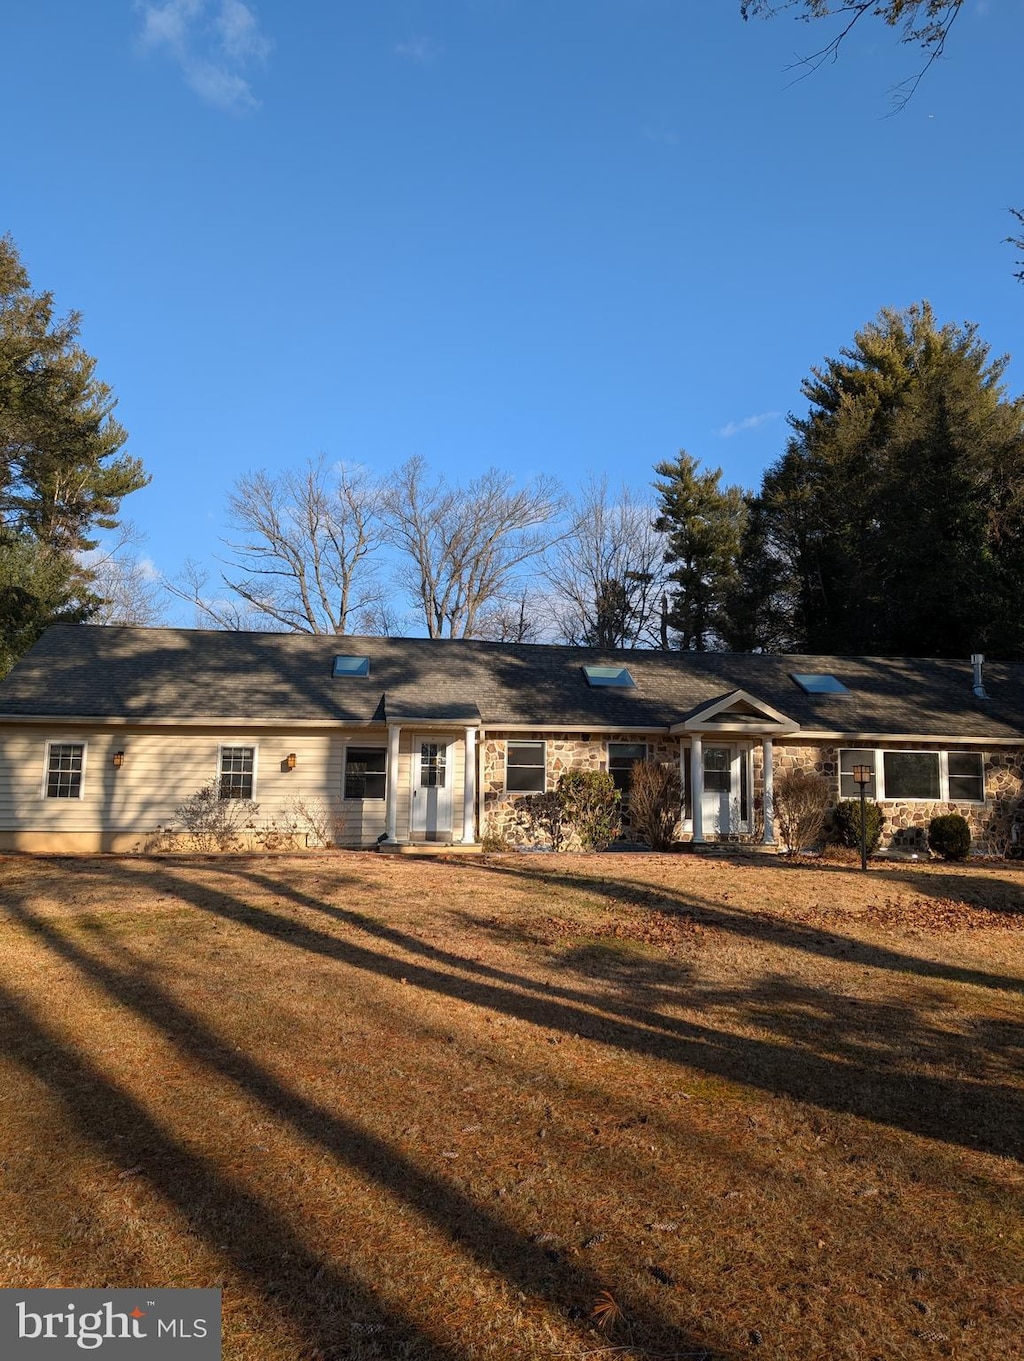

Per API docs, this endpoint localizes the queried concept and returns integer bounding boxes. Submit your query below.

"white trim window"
[219,745,256,800]
[506,740,546,793]
[344,745,387,800]
[840,748,984,803]
[44,742,86,799]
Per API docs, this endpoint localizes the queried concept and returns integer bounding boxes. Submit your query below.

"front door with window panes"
[701,746,733,834]
[410,736,453,839]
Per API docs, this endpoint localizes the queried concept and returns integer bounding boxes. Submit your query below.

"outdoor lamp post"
[852,764,872,871]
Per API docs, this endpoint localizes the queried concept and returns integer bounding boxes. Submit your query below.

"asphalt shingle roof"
[1,624,1023,740]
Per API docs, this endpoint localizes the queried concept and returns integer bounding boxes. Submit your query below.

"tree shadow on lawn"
[762,854,1024,917]
[55,857,1024,1165]
[0,979,450,1361]
[471,859,1024,997]
[1,884,726,1361]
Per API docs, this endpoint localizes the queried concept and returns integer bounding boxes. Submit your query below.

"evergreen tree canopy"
[653,453,748,651]
[750,303,1024,658]
[0,235,148,671]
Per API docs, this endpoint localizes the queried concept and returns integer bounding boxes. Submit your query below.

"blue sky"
[4,1,1023,626]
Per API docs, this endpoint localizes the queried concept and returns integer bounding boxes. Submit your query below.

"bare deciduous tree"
[85,523,167,626]
[168,457,386,634]
[545,478,670,649]
[472,586,548,643]
[382,456,562,638]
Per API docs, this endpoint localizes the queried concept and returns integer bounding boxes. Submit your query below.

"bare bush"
[627,760,682,850]
[504,792,566,851]
[771,767,830,856]
[290,796,347,848]
[174,779,260,852]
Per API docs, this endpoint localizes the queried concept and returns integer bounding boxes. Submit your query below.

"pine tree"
[749,303,1024,657]
[0,236,148,670]
[652,453,748,651]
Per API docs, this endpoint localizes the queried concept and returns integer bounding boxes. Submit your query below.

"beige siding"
[0,723,476,851]
[0,726,383,851]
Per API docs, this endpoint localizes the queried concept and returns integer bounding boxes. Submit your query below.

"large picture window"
[506,741,545,793]
[840,749,984,803]
[344,746,386,800]
[219,746,255,800]
[46,743,85,799]
[883,751,940,800]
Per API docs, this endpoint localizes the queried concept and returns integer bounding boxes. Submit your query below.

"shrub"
[174,779,259,851]
[556,769,621,851]
[627,759,682,850]
[830,799,883,856]
[505,791,566,851]
[290,796,346,848]
[928,813,972,861]
[771,767,830,856]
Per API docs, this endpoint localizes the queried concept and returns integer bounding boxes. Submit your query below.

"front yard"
[0,851,1021,1360]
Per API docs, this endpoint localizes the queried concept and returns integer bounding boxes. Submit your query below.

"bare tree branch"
[164,558,272,631]
[382,457,563,638]
[82,521,168,625]
[168,457,387,634]
[741,1,963,111]
[544,478,670,649]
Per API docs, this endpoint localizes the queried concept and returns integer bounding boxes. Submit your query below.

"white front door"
[701,746,734,835]
[700,745,752,836]
[410,736,454,840]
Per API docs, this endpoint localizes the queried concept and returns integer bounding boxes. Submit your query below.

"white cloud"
[135,0,271,112]
[185,59,259,112]
[217,0,272,63]
[717,411,782,438]
[395,36,443,63]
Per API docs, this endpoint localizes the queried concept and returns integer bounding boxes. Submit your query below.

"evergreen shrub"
[830,799,884,856]
[928,813,972,861]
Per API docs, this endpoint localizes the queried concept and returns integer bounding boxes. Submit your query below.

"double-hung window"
[344,746,387,800]
[840,749,984,803]
[219,746,256,800]
[608,742,647,794]
[45,743,85,799]
[506,741,546,793]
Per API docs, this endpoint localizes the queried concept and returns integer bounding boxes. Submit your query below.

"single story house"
[0,624,1022,854]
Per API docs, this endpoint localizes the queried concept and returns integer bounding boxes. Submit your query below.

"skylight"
[333,655,370,678]
[791,672,849,695]
[582,665,636,689]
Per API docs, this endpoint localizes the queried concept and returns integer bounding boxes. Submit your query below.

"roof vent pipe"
[971,653,988,699]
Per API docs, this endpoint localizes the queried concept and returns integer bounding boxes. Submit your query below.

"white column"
[462,726,477,843]
[762,736,775,846]
[679,740,688,835]
[385,724,401,841]
[690,733,704,844]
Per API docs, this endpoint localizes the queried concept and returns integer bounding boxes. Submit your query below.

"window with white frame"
[219,746,256,800]
[506,740,545,793]
[344,746,386,800]
[840,749,984,803]
[45,743,85,799]
[608,742,647,793]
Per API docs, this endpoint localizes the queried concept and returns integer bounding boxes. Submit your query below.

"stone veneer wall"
[480,733,1024,852]
[772,740,1024,853]
[482,733,680,847]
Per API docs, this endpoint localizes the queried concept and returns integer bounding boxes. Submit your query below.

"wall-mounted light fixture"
[286,752,297,771]
[112,751,125,769]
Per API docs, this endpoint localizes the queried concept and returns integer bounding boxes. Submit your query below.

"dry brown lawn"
[0,849,1022,1360]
